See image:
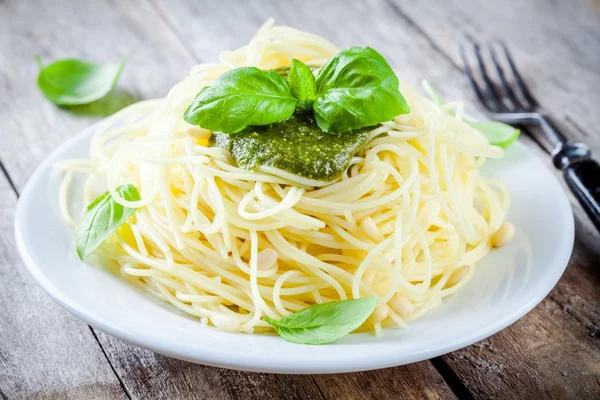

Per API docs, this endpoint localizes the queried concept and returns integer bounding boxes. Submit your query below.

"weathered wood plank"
[387,0,600,155]
[443,296,600,399]
[97,329,453,400]
[439,132,600,400]
[312,364,454,400]
[379,1,600,396]
[0,0,455,398]
[0,0,194,188]
[150,0,476,94]
[153,0,600,398]
[153,0,600,156]
[518,136,600,335]
[0,178,128,399]
[94,331,326,400]
[1,0,599,398]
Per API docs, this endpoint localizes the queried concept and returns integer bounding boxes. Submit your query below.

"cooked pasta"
[56,19,511,335]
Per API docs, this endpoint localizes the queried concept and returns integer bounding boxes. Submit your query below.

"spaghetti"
[56,20,511,335]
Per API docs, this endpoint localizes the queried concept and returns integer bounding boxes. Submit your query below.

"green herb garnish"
[422,81,520,148]
[288,59,317,111]
[464,120,520,148]
[211,113,370,182]
[74,184,139,260]
[184,47,410,134]
[36,56,126,106]
[183,67,297,134]
[265,296,378,345]
[313,47,409,133]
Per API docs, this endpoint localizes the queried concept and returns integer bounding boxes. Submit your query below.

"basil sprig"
[184,67,297,134]
[313,47,409,133]
[74,184,140,260]
[422,81,520,148]
[265,296,378,345]
[288,58,317,111]
[36,56,126,106]
[184,47,410,134]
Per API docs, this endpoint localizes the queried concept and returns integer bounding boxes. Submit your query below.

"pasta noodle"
[56,19,510,334]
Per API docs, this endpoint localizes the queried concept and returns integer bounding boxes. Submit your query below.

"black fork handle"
[552,142,600,232]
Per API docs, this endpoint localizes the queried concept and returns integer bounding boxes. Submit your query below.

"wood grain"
[443,297,600,399]
[96,330,453,400]
[0,0,454,399]
[389,0,600,148]
[0,0,194,189]
[312,365,453,400]
[0,179,127,399]
[155,0,600,319]
[518,137,600,334]
[0,0,599,398]
[380,1,600,396]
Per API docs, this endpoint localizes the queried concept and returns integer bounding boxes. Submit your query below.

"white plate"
[15,116,574,374]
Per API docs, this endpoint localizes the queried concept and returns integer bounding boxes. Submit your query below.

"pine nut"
[388,294,414,318]
[361,217,385,242]
[210,314,240,332]
[491,222,515,248]
[367,306,389,325]
[257,248,278,270]
[446,265,469,287]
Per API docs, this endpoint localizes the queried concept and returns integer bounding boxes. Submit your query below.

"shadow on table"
[64,89,140,118]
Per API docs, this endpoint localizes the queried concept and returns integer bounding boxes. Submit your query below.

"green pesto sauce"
[209,66,371,182]
[210,112,370,182]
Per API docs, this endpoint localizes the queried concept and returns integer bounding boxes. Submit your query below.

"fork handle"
[552,142,600,232]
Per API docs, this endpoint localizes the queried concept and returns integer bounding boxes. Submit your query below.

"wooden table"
[1,0,599,398]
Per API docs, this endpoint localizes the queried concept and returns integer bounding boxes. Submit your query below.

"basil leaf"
[465,120,520,148]
[184,67,297,134]
[313,47,410,133]
[74,184,140,260]
[288,59,317,111]
[265,296,378,345]
[36,56,126,106]
[422,81,519,148]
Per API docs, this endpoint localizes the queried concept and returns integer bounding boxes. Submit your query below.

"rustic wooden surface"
[0,0,599,398]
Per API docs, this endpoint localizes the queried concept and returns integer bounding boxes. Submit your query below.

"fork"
[460,41,600,232]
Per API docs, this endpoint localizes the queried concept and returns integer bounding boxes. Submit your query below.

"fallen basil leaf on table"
[422,80,520,148]
[264,296,378,345]
[74,184,140,260]
[35,56,126,106]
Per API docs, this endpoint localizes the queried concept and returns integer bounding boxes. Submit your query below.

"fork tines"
[460,40,538,113]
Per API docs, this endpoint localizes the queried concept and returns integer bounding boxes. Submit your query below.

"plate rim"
[14,115,575,374]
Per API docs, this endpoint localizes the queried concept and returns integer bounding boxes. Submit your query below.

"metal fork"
[460,41,600,232]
